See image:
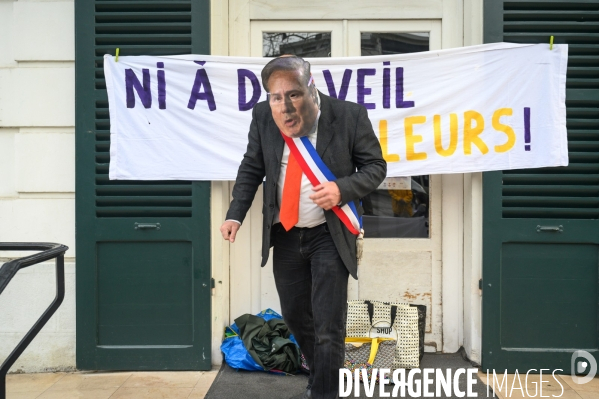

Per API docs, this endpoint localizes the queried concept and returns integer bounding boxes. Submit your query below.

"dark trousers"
[271,222,349,399]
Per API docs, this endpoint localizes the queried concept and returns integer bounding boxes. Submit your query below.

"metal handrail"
[0,243,68,399]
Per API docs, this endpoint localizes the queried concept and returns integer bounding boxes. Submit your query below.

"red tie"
[280,151,302,231]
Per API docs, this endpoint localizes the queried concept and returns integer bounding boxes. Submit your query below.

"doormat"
[205,350,496,399]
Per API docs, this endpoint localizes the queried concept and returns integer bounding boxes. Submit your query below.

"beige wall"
[0,0,76,372]
[0,0,75,253]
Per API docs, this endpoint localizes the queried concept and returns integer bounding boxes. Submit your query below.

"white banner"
[104,43,568,180]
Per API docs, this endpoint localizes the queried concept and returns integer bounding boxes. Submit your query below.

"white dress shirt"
[227,94,328,228]
[272,110,326,228]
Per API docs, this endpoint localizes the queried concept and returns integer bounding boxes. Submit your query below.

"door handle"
[536,225,563,233]
[135,223,161,230]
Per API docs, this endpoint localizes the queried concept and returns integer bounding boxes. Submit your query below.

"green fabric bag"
[235,314,301,374]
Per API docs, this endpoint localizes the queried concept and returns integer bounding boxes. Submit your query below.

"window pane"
[363,177,429,238]
[361,32,429,56]
[360,32,430,238]
[263,32,332,57]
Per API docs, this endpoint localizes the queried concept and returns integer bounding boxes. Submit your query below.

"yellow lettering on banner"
[433,114,458,157]
[405,116,427,161]
[379,120,400,162]
[464,110,489,155]
[493,108,516,153]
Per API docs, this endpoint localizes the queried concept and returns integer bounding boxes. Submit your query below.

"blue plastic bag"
[221,308,298,371]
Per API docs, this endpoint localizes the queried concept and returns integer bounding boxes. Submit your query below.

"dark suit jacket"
[225,91,386,279]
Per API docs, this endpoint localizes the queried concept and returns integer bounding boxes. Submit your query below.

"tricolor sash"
[281,132,362,236]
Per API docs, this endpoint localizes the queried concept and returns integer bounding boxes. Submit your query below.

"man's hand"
[220,221,241,243]
[309,181,341,210]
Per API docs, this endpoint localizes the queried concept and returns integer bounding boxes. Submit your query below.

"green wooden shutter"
[501,1,599,219]
[95,1,197,218]
[483,0,599,373]
[76,0,212,370]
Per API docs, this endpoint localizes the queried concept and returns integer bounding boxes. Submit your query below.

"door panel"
[97,241,194,346]
[501,243,598,350]
[347,19,443,349]
[483,0,599,373]
[228,21,343,320]
[76,0,212,370]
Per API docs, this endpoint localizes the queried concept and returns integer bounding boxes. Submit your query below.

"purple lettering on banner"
[237,69,262,111]
[524,107,531,151]
[396,67,414,108]
[383,64,390,109]
[157,62,166,110]
[322,69,352,101]
[125,68,152,109]
[357,68,376,110]
[187,68,217,111]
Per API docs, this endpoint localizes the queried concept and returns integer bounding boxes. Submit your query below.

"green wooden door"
[75,0,212,370]
[483,0,599,373]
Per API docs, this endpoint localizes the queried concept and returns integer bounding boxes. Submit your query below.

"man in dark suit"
[220,55,386,399]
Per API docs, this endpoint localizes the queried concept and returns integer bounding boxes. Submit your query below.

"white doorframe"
[210,0,478,364]
[440,0,465,354]
[345,19,444,351]
[462,0,484,364]
[209,0,231,366]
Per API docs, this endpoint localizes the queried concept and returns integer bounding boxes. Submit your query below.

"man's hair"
[261,55,311,92]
